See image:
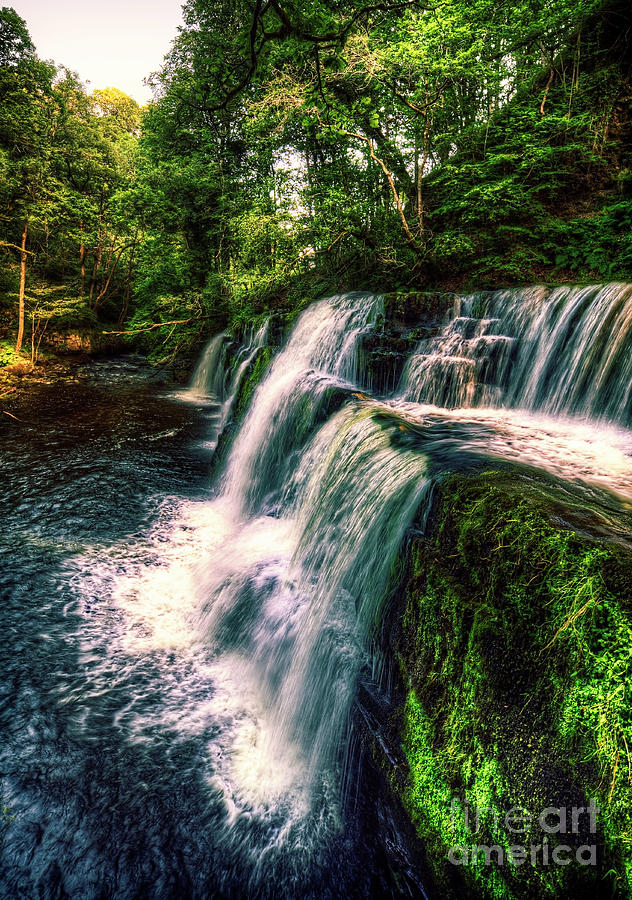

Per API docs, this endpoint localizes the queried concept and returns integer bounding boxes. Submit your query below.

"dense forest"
[0,0,631,367]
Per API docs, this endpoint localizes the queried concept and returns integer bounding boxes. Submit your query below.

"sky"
[11,0,185,104]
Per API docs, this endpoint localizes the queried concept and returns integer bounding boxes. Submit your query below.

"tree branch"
[0,240,35,256]
[317,113,420,251]
[540,66,555,115]
[268,0,437,45]
[102,317,208,336]
[201,0,439,112]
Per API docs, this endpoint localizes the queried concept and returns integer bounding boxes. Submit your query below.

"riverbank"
[0,352,180,433]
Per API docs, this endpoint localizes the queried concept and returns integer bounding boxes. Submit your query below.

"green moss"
[393,472,632,899]
[234,345,273,420]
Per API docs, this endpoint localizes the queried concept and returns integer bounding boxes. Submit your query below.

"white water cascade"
[183,320,270,446]
[221,292,383,516]
[188,330,228,398]
[401,282,632,426]
[65,284,632,896]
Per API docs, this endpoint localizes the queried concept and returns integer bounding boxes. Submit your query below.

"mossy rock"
[386,470,632,900]
[234,345,274,420]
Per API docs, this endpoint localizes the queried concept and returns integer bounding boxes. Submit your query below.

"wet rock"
[378,469,632,900]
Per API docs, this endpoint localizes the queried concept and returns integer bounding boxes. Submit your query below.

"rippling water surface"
[0,360,399,899]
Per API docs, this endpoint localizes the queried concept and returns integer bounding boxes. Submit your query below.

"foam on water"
[61,284,632,888]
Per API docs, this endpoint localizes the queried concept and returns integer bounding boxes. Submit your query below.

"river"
[1,286,632,899]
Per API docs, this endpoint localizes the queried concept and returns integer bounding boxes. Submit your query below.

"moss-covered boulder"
[386,471,632,899]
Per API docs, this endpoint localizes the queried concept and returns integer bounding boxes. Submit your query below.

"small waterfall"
[401,304,514,408]
[193,283,632,854]
[184,320,269,427]
[261,405,431,779]
[503,283,632,422]
[401,282,632,426]
[188,330,227,397]
[221,292,383,516]
[220,318,270,423]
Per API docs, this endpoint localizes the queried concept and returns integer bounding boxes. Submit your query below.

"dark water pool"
[0,361,423,900]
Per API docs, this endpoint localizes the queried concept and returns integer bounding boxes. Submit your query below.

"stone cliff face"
[363,292,457,395]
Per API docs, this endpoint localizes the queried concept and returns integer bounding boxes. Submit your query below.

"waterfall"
[221,292,382,516]
[189,285,632,845]
[188,330,227,397]
[219,318,270,421]
[67,284,632,894]
[196,284,632,838]
[185,320,269,423]
[401,282,632,426]
[262,405,431,778]
[199,404,430,789]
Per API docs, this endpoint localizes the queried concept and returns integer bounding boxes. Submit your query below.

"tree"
[0,11,143,355]
[0,8,56,353]
[2,0,629,363]
[138,0,623,303]
[0,6,33,67]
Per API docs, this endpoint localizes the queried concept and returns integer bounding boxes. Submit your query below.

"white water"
[221,292,382,516]
[402,282,632,426]
[188,330,228,398]
[184,319,269,421]
[63,284,632,891]
[219,318,270,423]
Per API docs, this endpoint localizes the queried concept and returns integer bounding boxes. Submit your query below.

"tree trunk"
[30,311,36,365]
[89,187,105,306]
[118,230,138,325]
[79,221,86,299]
[15,221,28,355]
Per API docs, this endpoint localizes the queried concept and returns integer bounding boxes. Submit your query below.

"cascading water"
[5,284,632,897]
[219,318,270,423]
[221,292,382,516]
[188,284,632,874]
[401,282,632,426]
[188,330,228,398]
[41,292,407,895]
[77,287,632,867]
[199,405,431,791]
[185,319,269,414]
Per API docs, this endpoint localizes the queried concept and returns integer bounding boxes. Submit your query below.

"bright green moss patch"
[393,471,632,899]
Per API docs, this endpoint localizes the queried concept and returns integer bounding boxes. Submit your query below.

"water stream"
[1,286,632,897]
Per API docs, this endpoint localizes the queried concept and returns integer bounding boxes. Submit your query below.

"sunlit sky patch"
[12,0,184,104]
